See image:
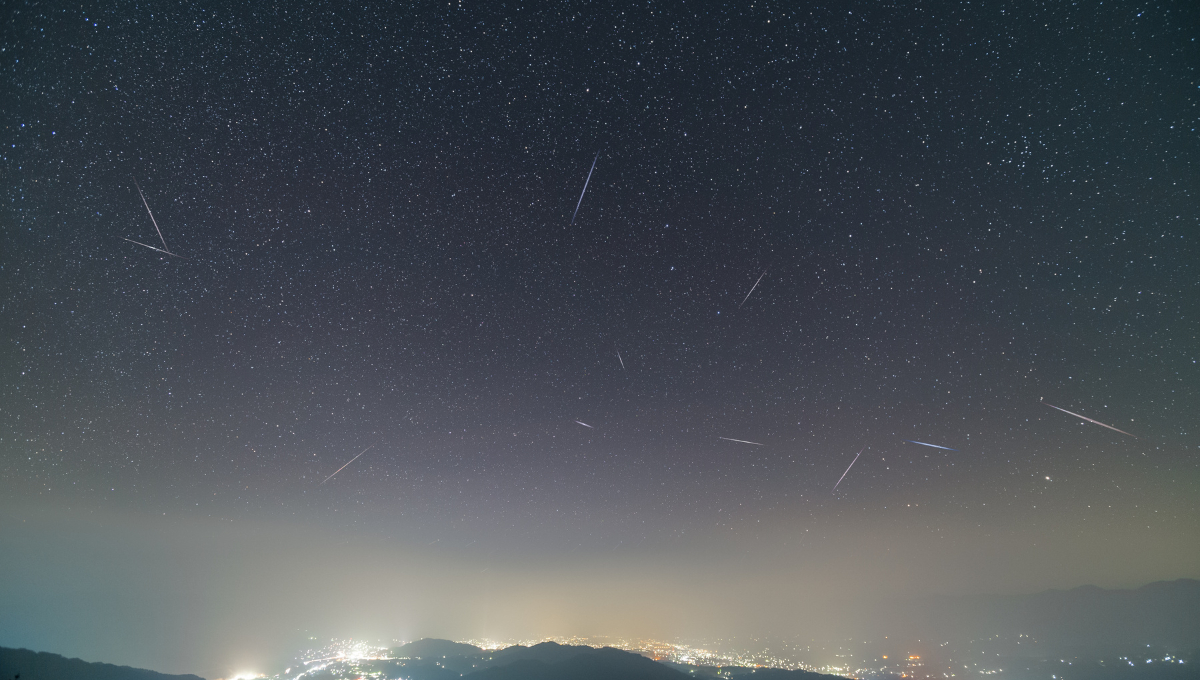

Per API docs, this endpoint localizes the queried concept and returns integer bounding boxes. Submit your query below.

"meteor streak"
[122,237,189,259]
[570,151,599,225]
[319,444,374,485]
[122,237,174,256]
[575,420,594,429]
[616,349,625,371]
[133,177,171,253]
[739,270,767,308]
[832,447,864,493]
[1043,402,1137,438]
[905,440,958,451]
[718,437,763,446]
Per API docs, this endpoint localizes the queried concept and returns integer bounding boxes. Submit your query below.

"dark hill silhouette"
[392,638,485,660]
[0,647,205,680]
[486,641,609,666]
[722,671,852,680]
[661,661,841,680]
[363,658,462,680]
[376,641,846,680]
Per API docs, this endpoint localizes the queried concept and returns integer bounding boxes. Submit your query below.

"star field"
[2,0,1199,670]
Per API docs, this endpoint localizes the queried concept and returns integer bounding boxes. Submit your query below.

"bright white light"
[230,673,262,680]
[347,642,372,660]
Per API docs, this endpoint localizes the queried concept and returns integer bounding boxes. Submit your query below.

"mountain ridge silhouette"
[0,647,206,680]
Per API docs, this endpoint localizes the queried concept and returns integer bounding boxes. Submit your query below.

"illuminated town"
[239,635,888,680]
[234,633,1190,680]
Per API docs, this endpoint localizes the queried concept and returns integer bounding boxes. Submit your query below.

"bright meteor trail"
[319,444,374,485]
[832,447,864,492]
[718,437,763,446]
[133,177,171,254]
[570,151,599,225]
[1043,402,1138,438]
[905,440,958,451]
[575,420,594,429]
[739,270,767,308]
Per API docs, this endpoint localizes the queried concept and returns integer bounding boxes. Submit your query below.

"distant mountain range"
[0,647,206,680]
[383,639,839,680]
[892,578,1200,655]
[4,580,1196,680]
[0,640,838,680]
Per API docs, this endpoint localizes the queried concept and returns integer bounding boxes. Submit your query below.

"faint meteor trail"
[1043,402,1138,438]
[122,237,189,259]
[133,177,171,253]
[575,420,594,429]
[122,237,173,255]
[570,151,599,225]
[739,270,767,308]
[832,447,864,492]
[319,444,374,485]
[616,349,625,371]
[905,440,958,451]
[718,436,763,446]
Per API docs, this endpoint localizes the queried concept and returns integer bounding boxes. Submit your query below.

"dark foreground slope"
[661,662,846,680]
[464,647,682,680]
[0,647,205,680]
[391,638,487,660]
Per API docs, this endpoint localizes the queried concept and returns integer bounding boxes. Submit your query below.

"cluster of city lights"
[247,635,1192,680]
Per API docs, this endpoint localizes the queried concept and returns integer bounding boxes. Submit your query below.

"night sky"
[2,0,1199,676]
